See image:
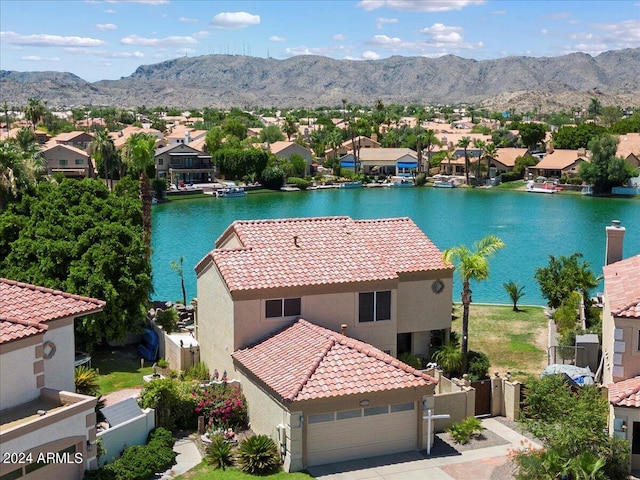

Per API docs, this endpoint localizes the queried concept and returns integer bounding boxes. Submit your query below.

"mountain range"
[1,48,639,112]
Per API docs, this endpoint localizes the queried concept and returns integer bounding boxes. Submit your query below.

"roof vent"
[340,324,347,336]
[293,235,300,248]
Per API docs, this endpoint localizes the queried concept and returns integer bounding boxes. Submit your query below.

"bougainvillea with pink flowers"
[195,383,248,430]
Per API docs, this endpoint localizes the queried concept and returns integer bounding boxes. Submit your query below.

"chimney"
[340,324,347,336]
[605,220,625,265]
[371,132,378,143]
[184,130,190,145]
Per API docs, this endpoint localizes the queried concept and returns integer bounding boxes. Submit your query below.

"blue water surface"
[151,188,640,306]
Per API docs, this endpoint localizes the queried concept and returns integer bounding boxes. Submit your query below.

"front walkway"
[308,417,540,480]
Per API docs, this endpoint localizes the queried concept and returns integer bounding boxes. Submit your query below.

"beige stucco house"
[154,142,215,184]
[599,222,640,469]
[194,216,453,470]
[269,141,314,176]
[324,135,381,161]
[0,278,105,480]
[528,148,589,179]
[42,144,94,179]
[341,148,419,176]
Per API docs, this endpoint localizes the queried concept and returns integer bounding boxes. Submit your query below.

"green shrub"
[399,352,422,369]
[75,365,100,396]
[260,166,286,190]
[500,171,521,182]
[138,379,198,430]
[433,343,463,377]
[185,361,210,382]
[415,172,427,186]
[467,351,490,380]
[206,434,234,470]
[285,177,310,190]
[157,358,169,369]
[155,307,178,334]
[446,417,485,444]
[237,434,281,475]
[554,291,580,335]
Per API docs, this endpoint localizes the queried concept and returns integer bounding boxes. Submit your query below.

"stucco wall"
[97,408,155,466]
[0,337,42,410]
[197,263,235,375]
[396,276,452,334]
[235,370,288,440]
[43,319,75,392]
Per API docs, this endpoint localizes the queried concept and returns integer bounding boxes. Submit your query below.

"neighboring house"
[599,222,640,469]
[0,278,105,480]
[324,135,381,161]
[491,147,530,175]
[269,141,313,176]
[154,143,215,184]
[616,133,640,170]
[164,126,207,146]
[50,131,94,152]
[342,148,418,176]
[195,216,451,470]
[527,148,589,179]
[42,144,93,179]
[109,126,164,151]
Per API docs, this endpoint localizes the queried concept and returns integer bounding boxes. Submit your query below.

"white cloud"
[376,17,398,29]
[419,23,464,43]
[357,0,485,12]
[104,9,116,14]
[333,33,346,41]
[121,34,198,46]
[285,45,347,57]
[96,23,118,31]
[269,35,286,42]
[21,55,60,62]
[0,31,106,47]
[362,50,381,60]
[541,29,548,35]
[567,19,640,53]
[65,47,145,58]
[369,34,404,47]
[192,31,210,39]
[211,12,260,30]
[179,17,198,24]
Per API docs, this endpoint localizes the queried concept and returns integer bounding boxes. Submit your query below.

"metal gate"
[471,379,492,416]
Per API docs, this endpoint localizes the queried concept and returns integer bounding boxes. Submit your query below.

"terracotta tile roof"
[196,217,449,292]
[603,255,640,318]
[0,319,47,344]
[535,149,589,170]
[232,319,436,402]
[616,133,640,159]
[358,148,417,162]
[494,148,530,168]
[42,143,89,157]
[609,376,640,407]
[0,278,105,344]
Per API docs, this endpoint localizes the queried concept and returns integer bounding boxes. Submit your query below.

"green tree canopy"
[214,148,269,180]
[0,178,152,347]
[552,123,608,149]
[516,122,547,149]
[534,252,599,309]
[579,134,635,194]
[259,125,285,144]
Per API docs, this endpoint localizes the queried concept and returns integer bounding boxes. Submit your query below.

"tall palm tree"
[124,133,156,255]
[25,98,46,130]
[443,235,505,372]
[473,139,485,183]
[588,97,602,121]
[90,130,117,189]
[457,136,472,185]
[282,115,298,141]
[421,129,441,176]
[482,142,498,181]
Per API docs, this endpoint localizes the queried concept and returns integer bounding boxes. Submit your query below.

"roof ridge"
[0,278,105,307]
[0,316,48,331]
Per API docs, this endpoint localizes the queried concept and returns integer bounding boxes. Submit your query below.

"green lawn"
[93,346,153,394]
[450,303,548,381]
[176,462,314,480]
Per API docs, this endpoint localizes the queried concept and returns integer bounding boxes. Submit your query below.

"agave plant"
[237,434,280,475]
[74,365,100,396]
[206,435,234,470]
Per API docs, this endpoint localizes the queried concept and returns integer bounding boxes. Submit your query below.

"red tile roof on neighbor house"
[232,319,436,402]
[603,255,640,319]
[609,376,640,407]
[196,216,450,293]
[0,278,105,345]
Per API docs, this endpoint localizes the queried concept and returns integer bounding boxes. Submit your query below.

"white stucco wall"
[43,321,75,392]
[97,408,155,466]
[0,340,41,410]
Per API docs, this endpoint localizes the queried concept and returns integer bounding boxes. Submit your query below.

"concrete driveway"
[307,418,539,480]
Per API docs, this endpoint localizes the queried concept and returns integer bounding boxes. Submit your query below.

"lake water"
[151,188,639,306]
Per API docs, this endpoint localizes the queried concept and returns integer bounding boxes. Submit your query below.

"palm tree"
[90,129,118,189]
[282,115,298,141]
[124,133,156,255]
[588,97,602,121]
[457,136,472,185]
[473,139,485,183]
[170,255,187,305]
[443,235,505,372]
[481,142,498,181]
[25,98,46,130]
[503,280,525,312]
[421,129,441,176]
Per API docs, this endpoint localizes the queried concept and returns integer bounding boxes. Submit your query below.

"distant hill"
[1,48,639,112]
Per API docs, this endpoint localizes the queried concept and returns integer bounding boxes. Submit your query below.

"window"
[391,402,414,413]
[75,158,84,165]
[364,405,388,416]
[158,158,164,166]
[308,413,334,424]
[336,409,362,420]
[265,298,301,318]
[633,422,640,454]
[359,291,391,322]
[59,159,68,166]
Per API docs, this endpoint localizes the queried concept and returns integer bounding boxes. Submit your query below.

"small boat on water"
[391,176,414,188]
[280,185,301,192]
[216,185,247,198]
[433,178,456,188]
[526,180,557,194]
[340,181,363,189]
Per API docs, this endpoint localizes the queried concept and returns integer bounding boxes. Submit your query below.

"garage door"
[306,401,417,467]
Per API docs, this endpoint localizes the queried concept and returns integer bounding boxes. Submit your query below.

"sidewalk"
[308,417,540,480]
[159,434,203,479]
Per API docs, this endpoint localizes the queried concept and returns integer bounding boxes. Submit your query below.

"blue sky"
[1,0,639,82]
